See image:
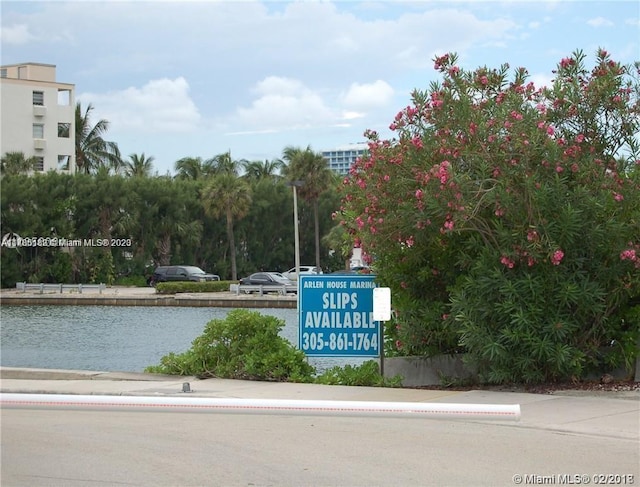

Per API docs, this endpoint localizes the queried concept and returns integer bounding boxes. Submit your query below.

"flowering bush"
[339,50,640,383]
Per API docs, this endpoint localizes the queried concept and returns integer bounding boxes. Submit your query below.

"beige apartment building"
[1,62,75,172]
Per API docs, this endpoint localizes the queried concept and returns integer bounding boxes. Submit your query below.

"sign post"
[372,287,391,377]
[299,275,380,358]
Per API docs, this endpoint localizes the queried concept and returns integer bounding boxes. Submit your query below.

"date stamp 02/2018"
[513,474,635,485]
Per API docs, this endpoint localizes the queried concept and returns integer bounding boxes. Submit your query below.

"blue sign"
[299,275,380,357]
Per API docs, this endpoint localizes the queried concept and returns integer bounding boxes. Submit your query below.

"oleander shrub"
[339,49,640,383]
[145,309,315,382]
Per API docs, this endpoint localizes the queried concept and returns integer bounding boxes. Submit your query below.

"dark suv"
[147,265,220,286]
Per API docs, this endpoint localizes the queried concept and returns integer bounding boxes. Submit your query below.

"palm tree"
[201,173,252,280]
[205,151,248,176]
[124,153,155,177]
[75,102,121,174]
[242,159,284,181]
[282,145,334,272]
[174,156,216,180]
[1,151,38,175]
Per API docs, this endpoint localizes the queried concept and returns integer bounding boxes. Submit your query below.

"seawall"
[0,287,297,309]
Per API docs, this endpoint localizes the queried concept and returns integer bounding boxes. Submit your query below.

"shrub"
[155,280,233,294]
[314,360,403,387]
[339,49,640,383]
[114,275,147,287]
[145,309,315,382]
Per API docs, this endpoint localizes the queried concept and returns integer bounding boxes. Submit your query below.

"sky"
[1,0,639,176]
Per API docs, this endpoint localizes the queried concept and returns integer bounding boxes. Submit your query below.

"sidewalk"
[1,367,638,441]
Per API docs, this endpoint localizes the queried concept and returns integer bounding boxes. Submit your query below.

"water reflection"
[0,305,365,373]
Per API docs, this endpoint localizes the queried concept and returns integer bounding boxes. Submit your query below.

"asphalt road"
[2,407,638,487]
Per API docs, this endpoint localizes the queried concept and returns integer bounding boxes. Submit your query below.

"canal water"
[0,305,366,374]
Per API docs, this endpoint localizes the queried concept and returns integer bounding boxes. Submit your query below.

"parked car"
[282,265,323,281]
[147,265,220,286]
[239,272,296,292]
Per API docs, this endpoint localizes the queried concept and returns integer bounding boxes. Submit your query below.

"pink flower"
[620,249,637,261]
[444,219,454,231]
[575,134,585,143]
[415,189,423,200]
[560,57,573,69]
[547,125,555,136]
[500,256,515,268]
[551,249,564,265]
[480,75,489,85]
[613,192,624,202]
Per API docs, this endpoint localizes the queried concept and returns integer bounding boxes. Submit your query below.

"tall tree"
[1,151,38,175]
[206,151,247,176]
[174,156,215,180]
[242,159,283,181]
[201,173,252,280]
[75,102,121,174]
[281,145,334,272]
[124,153,155,178]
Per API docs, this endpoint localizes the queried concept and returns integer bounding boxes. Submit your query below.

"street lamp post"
[288,181,304,279]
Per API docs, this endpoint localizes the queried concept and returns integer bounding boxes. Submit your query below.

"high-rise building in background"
[321,143,368,175]
[1,63,75,173]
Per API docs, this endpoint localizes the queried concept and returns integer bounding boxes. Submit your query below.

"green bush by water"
[146,310,397,387]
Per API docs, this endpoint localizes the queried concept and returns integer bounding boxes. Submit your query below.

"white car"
[283,265,323,280]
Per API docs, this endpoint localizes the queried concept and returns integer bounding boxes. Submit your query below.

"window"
[58,123,70,138]
[34,157,44,172]
[33,91,44,106]
[58,89,71,106]
[57,155,70,171]
[0,69,7,78]
[33,124,44,138]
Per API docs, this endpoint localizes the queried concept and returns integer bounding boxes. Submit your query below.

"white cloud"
[233,76,335,133]
[79,77,201,134]
[342,81,395,111]
[0,24,35,45]
[587,17,614,27]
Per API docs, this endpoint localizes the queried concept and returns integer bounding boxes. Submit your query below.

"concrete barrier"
[383,355,476,387]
